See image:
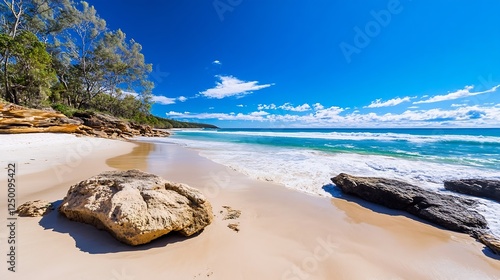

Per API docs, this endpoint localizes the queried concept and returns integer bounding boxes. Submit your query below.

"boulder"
[444,179,500,202]
[17,200,53,217]
[331,173,487,234]
[59,170,213,245]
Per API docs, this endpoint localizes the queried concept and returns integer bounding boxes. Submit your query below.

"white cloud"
[120,90,139,98]
[313,103,324,110]
[152,95,176,105]
[213,60,221,65]
[237,104,244,107]
[121,90,185,105]
[250,111,269,116]
[414,85,500,104]
[165,104,500,127]
[258,103,277,110]
[200,75,272,99]
[279,103,311,112]
[209,107,215,110]
[166,111,184,116]
[364,96,412,108]
[258,102,312,112]
[407,106,419,109]
[166,111,267,121]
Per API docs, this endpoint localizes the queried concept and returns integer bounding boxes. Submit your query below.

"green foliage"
[51,102,77,116]
[1,31,56,107]
[130,114,218,129]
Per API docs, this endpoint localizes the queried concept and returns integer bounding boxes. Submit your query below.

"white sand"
[0,133,134,176]
[0,135,498,279]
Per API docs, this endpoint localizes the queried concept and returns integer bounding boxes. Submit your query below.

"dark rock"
[444,179,500,202]
[331,173,487,234]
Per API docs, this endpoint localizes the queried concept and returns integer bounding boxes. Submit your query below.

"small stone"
[222,206,241,220]
[227,223,240,232]
[17,200,53,217]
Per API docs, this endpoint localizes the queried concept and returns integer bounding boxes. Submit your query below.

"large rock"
[0,102,91,134]
[444,179,500,202]
[331,173,487,234]
[59,170,213,245]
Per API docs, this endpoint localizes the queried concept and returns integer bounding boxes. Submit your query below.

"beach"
[0,134,499,279]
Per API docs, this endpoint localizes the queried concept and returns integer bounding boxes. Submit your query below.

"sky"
[86,0,500,128]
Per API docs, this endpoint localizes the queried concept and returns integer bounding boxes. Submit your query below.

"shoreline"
[0,135,499,279]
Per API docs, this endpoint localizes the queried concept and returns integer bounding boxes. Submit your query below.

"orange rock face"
[0,102,169,138]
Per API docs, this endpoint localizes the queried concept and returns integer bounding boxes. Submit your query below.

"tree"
[0,31,56,106]
[1,0,75,104]
[51,2,153,111]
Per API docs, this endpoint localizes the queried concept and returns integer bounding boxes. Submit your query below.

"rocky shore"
[0,102,169,139]
[444,179,500,203]
[332,173,500,255]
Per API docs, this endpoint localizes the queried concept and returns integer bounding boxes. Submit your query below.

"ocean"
[159,128,500,236]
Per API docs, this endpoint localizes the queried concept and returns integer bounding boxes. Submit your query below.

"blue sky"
[87,0,500,128]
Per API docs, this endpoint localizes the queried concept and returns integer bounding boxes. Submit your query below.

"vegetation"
[0,0,216,129]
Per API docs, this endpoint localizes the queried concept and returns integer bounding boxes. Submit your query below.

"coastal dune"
[0,135,499,279]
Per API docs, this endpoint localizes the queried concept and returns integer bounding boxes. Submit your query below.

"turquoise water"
[172,128,500,170]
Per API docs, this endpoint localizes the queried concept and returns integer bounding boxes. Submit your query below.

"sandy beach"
[0,134,499,280]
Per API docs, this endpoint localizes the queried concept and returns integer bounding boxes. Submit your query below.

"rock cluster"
[332,173,500,254]
[0,102,169,139]
[58,169,213,245]
[73,112,169,139]
[444,179,500,203]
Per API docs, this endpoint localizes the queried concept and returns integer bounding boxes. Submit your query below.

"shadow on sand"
[39,200,196,254]
[322,183,435,222]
